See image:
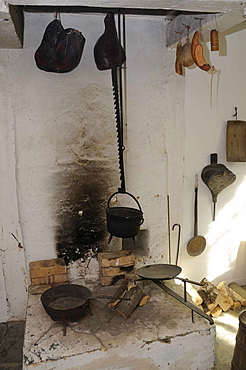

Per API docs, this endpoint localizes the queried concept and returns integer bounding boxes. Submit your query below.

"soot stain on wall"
[53,161,113,264]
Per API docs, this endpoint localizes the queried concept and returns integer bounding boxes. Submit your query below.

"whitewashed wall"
[1,11,246,322]
[181,22,246,285]
[0,50,28,321]
[0,12,183,321]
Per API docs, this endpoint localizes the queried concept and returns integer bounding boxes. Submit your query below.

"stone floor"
[0,302,244,369]
[0,320,25,369]
[213,306,245,370]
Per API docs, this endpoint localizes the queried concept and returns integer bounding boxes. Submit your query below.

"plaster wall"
[1,9,246,322]
[0,50,27,321]
[0,11,184,321]
[181,22,246,285]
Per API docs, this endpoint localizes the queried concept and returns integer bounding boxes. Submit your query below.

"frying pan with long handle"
[136,220,182,281]
[187,175,206,256]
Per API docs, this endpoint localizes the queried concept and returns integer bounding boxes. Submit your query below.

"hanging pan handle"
[107,191,143,214]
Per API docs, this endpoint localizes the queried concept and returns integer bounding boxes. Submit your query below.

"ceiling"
[1,0,246,48]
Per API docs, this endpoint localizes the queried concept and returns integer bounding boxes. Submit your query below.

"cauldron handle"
[107,191,143,215]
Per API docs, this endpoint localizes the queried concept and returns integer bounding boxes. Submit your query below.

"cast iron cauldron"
[106,191,144,239]
[41,284,92,335]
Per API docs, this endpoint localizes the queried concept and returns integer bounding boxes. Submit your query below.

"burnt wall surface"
[53,161,117,264]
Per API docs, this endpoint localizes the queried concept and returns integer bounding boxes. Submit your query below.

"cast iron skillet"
[41,283,130,335]
[41,284,93,335]
[136,264,182,281]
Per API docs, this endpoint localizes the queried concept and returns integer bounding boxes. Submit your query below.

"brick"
[31,273,68,286]
[100,266,134,277]
[29,258,66,279]
[98,250,135,268]
[99,275,115,286]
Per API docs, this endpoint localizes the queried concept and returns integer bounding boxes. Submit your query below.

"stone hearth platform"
[23,279,216,370]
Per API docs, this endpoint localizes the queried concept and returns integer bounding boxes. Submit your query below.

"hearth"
[23,277,216,370]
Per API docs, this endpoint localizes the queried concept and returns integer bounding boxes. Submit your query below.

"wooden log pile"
[188,278,246,318]
[107,279,149,319]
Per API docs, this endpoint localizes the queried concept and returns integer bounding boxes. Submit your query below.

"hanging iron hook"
[172,223,181,266]
[233,107,238,120]
[182,24,191,38]
[194,17,203,31]
[175,31,183,41]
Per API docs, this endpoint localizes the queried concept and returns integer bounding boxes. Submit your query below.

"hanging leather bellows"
[94,12,126,70]
[35,18,85,73]
[201,153,236,221]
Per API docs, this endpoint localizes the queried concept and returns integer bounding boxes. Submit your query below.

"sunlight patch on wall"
[206,176,246,281]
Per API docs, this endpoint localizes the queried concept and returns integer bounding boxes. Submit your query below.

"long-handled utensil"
[167,195,171,264]
[187,175,206,256]
[172,223,181,265]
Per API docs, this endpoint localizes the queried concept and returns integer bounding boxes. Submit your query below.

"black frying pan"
[137,263,182,280]
[41,284,130,335]
[136,222,182,281]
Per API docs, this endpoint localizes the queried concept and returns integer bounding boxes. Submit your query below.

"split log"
[199,278,220,303]
[186,283,203,306]
[115,285,145,319]
[217,281,233,297]
[229,282,246,300]
[210,306,223,318]
[214,293,234,312]
[139,294,149,306]
[228,283,246,306]
[198,288,216,311]
[232,301,242,310]
[107,279,129,309]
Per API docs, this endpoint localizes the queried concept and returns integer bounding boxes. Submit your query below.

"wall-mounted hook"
[175,31,183,41]
[194,17,204,31]
[182,24,191,38]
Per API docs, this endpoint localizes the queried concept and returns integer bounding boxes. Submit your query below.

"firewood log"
[198,287,217,308]
[139,295,149,306]
[115,285,145,319]
[229,282,246,299]
[214,293,234,312]
[228,283,246,306]
[186,283,203,306]
[217,281,232,297]
[107,279,129,309]
[232,301,241,310]
[199,278,220,302]
[210,306,222,318]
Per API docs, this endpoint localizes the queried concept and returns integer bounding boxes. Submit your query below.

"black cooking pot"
[106,191,144,238]
[41,284,92,323]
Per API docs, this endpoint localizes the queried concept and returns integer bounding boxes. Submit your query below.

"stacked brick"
[29,258,68,294]
[98,250,135,286]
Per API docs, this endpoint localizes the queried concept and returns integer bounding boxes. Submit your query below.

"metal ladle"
[187,175,206,256]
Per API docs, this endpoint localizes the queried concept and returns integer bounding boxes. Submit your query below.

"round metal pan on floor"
[136,264,182,280]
